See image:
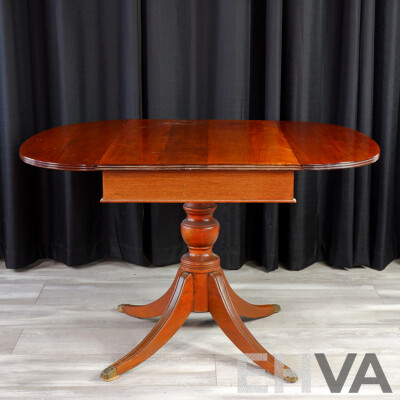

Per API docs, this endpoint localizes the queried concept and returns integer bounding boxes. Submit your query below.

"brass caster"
[117,304,128,313]
[273,304,281,313]
[100,365,120,381]
[282,368,298,383]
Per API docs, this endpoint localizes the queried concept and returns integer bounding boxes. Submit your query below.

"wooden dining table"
[20,119,380,383]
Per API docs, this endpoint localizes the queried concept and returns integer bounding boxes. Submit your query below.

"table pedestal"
[100,202,297,383]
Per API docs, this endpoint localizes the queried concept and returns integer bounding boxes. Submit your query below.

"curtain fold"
[0,0,399,271]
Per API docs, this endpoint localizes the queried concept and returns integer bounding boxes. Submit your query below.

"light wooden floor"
[0,258,399,399]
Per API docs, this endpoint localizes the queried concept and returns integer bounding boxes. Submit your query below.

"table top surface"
[19,119,380,171]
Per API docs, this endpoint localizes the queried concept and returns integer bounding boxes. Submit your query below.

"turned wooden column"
[180,203,220,271]
[180,202,221,312]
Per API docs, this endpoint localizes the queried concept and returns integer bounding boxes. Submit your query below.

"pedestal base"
[100,203,297,383]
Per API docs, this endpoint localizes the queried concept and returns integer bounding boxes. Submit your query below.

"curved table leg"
[118,273,180,318]
[219,269,281,319]
[208,271,297,383]
[100,271,194,381]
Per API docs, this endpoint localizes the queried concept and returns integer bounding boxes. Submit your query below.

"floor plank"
[0,258,399,398]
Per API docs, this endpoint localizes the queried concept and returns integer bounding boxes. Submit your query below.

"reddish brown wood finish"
[208,271,296,382]
[101,270,194,381]
[101,203,297,383]
[279,121,380,170]
[19,119,380,384]
[101,170,295,203]
[180,203,220,274]
[118,273,180,318]
[119,269,279,320]
[97,119,300,169]
[19,120,128,171]
[20,119,380,171]
[219,269,281,318]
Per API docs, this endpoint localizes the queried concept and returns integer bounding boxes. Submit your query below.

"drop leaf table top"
[20,119,379,172]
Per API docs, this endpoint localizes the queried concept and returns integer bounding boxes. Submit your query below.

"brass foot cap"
[273,304,281,313]
[100,366,120,381]
[283,368,298,383]
[117,304,127,313]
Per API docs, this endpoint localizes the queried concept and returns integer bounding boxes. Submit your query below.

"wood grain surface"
[20,119,380,171]
[19,120,128,171]
[100,203,298,382]
[278,121,380,170]
[101,170,295,203]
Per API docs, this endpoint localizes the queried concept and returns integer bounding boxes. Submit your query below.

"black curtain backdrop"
[0,0,399,271]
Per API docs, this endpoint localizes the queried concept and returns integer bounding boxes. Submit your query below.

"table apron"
[101,170,295,203]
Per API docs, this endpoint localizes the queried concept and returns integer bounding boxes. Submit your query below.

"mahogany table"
[20,119,379,383]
